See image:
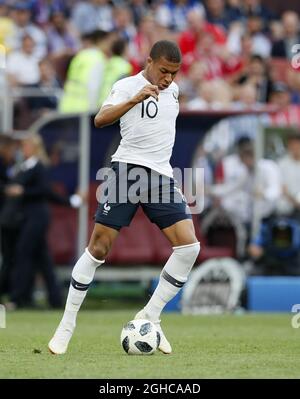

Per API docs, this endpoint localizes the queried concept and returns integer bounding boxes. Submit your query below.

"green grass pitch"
[0,310,300,379]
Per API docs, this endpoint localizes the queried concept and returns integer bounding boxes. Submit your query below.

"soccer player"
[48,40,200,355]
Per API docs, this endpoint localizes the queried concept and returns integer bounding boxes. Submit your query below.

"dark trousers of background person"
[10,206,62,308]
[0,227,19,300]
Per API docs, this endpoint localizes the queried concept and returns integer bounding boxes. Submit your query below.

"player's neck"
[142,69,153,85]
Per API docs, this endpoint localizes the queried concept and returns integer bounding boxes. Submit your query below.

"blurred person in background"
[177,60,206,104]
[204,0,238,31]
[248,216,300,276]
[9,1,47,59]
[154,0,205,32]
[271,11,300,61]
[3,133,84,309]
[71,0,114,35]
[113,6,136,43]
[59,29,115,113]
[46,9,80,60]
[6,33,41,86]
[0,134,18,303]
[268,81,291,108]
[276,132,300,221]
[286,69,300,105]
[208,137,281,232]
[178,7,227,73]
[28,57,62,117]
[232,83,261,109]
[245,14,271,58]
[237,54,272,102]
[30,0,67,27]
[186,78,232,110]
[240,0,275,30]
[99,37,132,105]
[0,0,15,52]
[130,12,162,73]
[129,0,149,26]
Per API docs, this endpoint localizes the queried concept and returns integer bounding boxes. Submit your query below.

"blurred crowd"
[0,0,300,127]
[194,130,300,276]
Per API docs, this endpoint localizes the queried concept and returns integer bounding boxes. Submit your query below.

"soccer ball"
[120,319,160,355]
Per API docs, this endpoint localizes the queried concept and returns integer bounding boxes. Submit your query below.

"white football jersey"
[102,71,180,178]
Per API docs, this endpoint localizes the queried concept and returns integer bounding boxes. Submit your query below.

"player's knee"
[173,241,200,264]
[88,240,111,260]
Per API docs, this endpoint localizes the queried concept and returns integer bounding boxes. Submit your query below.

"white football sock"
[144,242,200,321]
[60,248,104,327]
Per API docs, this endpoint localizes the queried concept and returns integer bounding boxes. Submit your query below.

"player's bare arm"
[94,84,159,128]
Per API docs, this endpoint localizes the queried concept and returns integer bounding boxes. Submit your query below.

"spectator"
[59,30,115,113]
[4,132,83,309]
[232,83,260,109]
[286,69,300,105]
[28,57,62,116]
[248,216,300,276]
[113,6,136,43]
[186,78,232,110]
[245,14,271,58]
[178,7,227,73]
[9,1,47,59]
[130,13,162,73]
[0,134,18,303]
[237,54,272,102]
[0,0,15,52]
[277,132,300,219]
[7,33,41,86]
[99,37,132,105]
[177,60,206,103]
[268,82,291,108]
[31,0,67,27]
[154,0,205,32]
[240,0,275,30]
[204,0,237,31]
[71,0,114,35]
[271,11,300,60]
[129,0,149,26]
[208,137,281,226]
[47,9,80,59]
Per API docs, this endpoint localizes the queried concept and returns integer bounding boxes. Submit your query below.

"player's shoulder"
[112,73,143,92]
[170,81,179,92]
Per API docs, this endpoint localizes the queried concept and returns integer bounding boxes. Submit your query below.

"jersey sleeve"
[102,81,131,107]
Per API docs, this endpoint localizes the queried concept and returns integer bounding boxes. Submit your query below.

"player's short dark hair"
[150,40,182,63]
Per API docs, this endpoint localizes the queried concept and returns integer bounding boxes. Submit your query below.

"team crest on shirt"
[172,92,179,103]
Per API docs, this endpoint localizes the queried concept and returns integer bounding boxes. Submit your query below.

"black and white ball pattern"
[120,319,161,355]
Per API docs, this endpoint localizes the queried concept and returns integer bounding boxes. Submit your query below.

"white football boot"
[48,321,75,355]
[134,309,172,354]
